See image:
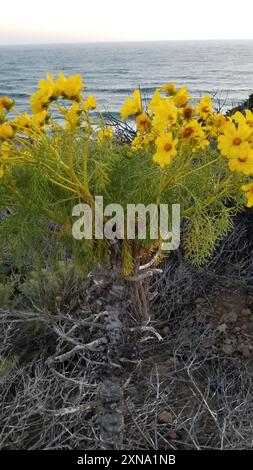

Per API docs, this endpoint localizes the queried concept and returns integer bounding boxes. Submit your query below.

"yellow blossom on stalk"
[30,89,52,114]
[0,96,14,110]
[121,90,142,120]
[206,113,228,138]
[64,102,81,129]
[55,73,83,101]
[143,132,156,145]
[97,127,113,143]
[218,122,251,158]
[136,112,151,133]
[227,150,253,175]
[82,95,96,111]
[173,86,190,107]
[197,96,213,120]
[0,123,14,140]
[38,75,56,98]
[241,182,253,207]
[12,113,31,130]
[131,135,143,150]
[148,89,164,114]
[153,131,178,168]
[31,110,48,128]
[159,82,176,95]
[179,105,196,120]
[181,120,203,142]
[152,99,178,131]
[233,110,253,129]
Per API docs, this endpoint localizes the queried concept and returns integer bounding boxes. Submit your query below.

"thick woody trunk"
[98,266,152,449]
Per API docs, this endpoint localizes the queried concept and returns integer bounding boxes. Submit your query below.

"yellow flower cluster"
[1,74,253,210]
[121,83,213,168]
[121,83,253,207]
[0,73,100,178]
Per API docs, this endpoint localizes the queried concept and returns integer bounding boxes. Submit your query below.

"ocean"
[0,40,253,116]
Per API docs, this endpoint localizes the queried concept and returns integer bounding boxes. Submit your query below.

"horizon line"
[1,38,253,47]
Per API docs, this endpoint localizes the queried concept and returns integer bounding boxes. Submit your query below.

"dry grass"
[1,210,253,450]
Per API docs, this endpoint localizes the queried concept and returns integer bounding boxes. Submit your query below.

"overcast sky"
[0,0,253,45]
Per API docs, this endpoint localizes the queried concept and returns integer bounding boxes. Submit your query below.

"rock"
[224,338,232,345]
[221,344,233,355]
[161,326,170,336]
[195,297,205,305]
[241,308,251,316]
[157,410,173,424]
[238,344,250,358]
[217,323,227,333]
[167,431,179,440]
[221,311,238,323]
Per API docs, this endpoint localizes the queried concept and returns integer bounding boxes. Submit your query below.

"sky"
[0,0,253,45]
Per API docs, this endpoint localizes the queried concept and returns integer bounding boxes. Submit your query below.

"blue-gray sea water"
[0,40,253,116]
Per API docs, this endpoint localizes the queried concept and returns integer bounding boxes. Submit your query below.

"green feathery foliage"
[0,128,245,274]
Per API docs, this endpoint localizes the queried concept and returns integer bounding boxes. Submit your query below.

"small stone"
[161,326,170,336]
[221,344,233,355]
[195,297,205,305]
[241,308,251,316]
[157,410,173,424]
[217,323,227,333]
[167,431,178,440]
[221,311,238,323]
[239,345,250,358]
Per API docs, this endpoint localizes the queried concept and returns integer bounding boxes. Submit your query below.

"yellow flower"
[173,86,190,107]
[30,89,52,114]
[206,113,227,137]
[197,96,213,120]
[241,182,253,207]
[181,120,203,141]
[131,135,143,150]
[64,102,81,129]
[0,123,14,140]
[233,110,253,129]
[121,90,142,120]
[38,75,56,98]
[227,149,253,175]
[159,83,176,95]
[218,122,251,158]
[179,105,196,120]
[31,110,48,128]
[148,89,164,114]
[136,112,151,133]
[82,95,96,111]
[56,73,83,100]
[0,164,3,178]
[12,113,31,130]
[180,120,209,150]
[97,127,113,143]
[152,99,178,131]
[0,96,14,110]
[153,132,178,168]
[143,132,156,145]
